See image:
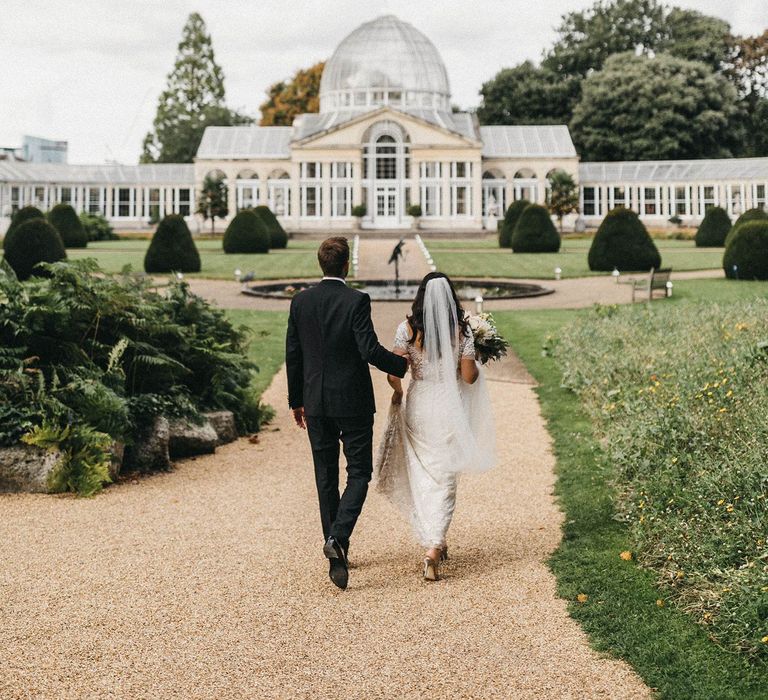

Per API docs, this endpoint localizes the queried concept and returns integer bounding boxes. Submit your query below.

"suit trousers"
[306,414,374,548]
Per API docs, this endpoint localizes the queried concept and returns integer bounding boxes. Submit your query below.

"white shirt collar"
[322,276,347,285]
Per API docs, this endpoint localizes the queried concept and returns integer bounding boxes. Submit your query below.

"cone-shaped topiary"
[725,207,768,247]
[723,220,768,280]
[48,203,88,248]
[499,199,529,248]
[511,204,561,253]
[694,206,731,247]
[223,210,270,254]
[3,218,66,280]
[144,215,201,273]
[254,205,287,249]
[3,206,45,249]
[588,208,661,271]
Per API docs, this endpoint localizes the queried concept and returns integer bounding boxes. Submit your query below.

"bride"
[375,272,495,581]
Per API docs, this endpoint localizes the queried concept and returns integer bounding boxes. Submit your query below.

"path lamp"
[732,264,739,280]
[176,272,184,281]
[554,267,562,281]
[475,295,484,314]
[234,268,242,282]
[666,281,673,298]
[612,267,620,283]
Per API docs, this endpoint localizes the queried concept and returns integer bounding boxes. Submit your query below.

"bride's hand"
[391,390,403,406]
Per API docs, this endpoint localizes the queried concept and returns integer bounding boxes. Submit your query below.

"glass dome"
[319,15,451,113]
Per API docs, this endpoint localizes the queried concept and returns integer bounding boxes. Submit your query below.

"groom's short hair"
[318,237,349,277]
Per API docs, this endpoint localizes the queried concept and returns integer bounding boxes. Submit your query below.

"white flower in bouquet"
[466,313,509,364]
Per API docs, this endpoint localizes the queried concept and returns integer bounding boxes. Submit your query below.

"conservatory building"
[2,14,768,234]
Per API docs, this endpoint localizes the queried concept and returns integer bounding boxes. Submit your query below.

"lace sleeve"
[394,321,410,351]
[460,328,475,359]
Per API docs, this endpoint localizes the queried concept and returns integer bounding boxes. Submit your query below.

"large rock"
[203,411,238,445]
[123,416,170,473]
[0,444,65,493]
[168,418,218,458]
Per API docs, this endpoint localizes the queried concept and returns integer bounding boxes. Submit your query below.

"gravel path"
[0,300,650,699]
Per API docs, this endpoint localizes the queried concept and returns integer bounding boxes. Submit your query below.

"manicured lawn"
[493,293,768,698]
[69,240,320,280]
[425,238,724,279]
[224,310,288,398]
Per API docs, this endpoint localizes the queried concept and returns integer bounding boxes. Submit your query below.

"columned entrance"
[362,121,411,228]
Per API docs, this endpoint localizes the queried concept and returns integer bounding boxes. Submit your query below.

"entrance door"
[375,184,398,226]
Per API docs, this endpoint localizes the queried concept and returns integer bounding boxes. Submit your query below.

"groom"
[286,237,408,590]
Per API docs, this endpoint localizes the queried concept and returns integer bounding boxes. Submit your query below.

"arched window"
[512,168,537,202]
[267,169,290,216]
[235,169,258,211]
[361,121,411,223]
[482,169,506,220]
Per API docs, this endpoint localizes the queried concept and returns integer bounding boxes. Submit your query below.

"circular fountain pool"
[242,279,554,301]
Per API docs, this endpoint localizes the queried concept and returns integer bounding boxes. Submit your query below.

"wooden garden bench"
[630,267,673,302]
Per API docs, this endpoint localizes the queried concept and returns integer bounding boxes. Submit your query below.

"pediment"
[292,107,480,150]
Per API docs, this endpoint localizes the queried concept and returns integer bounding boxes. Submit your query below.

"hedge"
[511,204,561,253]
[588,207,661,271]
[3,218,67,280]
[499,199,529,248]
[223,210,270,254]
[723,220,768,280]
[48,203,88,248]
[144,215,201,273]
[254,205,287,249]
[694,206,731,247]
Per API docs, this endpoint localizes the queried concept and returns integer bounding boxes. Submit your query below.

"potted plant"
[351,204,366,230]
[407,204,422,230]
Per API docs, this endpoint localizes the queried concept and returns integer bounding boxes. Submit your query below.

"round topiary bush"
[48,203,88,248]
[511,204,561,253]
[499,199,529,248]
[588,208,662,271]
[3,218,67,280]
[723,220,768,280]
[725,207,768,247]
[223,210,270,254]
[694,206,731,247]
[3,206,45,249]
[254,205,287,249]
[144,215,201,273]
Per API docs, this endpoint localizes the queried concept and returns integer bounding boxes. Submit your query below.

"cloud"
[1,0,765,163]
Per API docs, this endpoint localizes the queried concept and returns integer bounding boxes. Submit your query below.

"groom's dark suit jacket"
[286,279,407,417]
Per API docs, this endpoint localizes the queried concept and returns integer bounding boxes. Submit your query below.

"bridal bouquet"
[467,312,509,364]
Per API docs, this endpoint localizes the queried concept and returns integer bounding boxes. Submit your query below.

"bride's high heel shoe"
[440,546,449,562]
[423,557,439,581]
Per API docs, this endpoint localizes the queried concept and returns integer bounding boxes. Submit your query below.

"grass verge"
[494,307,768,699]
[224,310,288,400]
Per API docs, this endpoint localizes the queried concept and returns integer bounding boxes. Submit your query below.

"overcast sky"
[2,0,766,164]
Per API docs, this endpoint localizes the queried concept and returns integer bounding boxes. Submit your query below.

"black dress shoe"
[323,536,349,590]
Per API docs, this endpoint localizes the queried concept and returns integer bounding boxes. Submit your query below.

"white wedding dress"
[375,278,496,548]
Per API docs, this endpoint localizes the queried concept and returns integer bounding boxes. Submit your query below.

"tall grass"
[553,301,768,661]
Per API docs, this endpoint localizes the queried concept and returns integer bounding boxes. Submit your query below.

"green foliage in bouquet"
[468,312,509,364]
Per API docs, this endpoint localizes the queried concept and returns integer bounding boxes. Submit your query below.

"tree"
[543,0,731,79]
[547,170,579,232]
[726,31,768,156]
[197,173,229,234]
[477,62,578,125]
[141,13,252,164]
[570,52,742,161]
[260,62,325,126]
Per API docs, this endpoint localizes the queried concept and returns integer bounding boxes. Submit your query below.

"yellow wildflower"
[762,635,768,644]
[577,593,589,604]
[676,570,685,579]
[717,499,725,505]
[620,551,633,561]
[656,599,665,608]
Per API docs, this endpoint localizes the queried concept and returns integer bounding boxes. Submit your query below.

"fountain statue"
[388,239,406,296]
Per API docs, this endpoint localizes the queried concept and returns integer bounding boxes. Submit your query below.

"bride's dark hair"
[407,272,469,346]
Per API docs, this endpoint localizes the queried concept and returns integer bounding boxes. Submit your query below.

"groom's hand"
[292,407,306,429]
